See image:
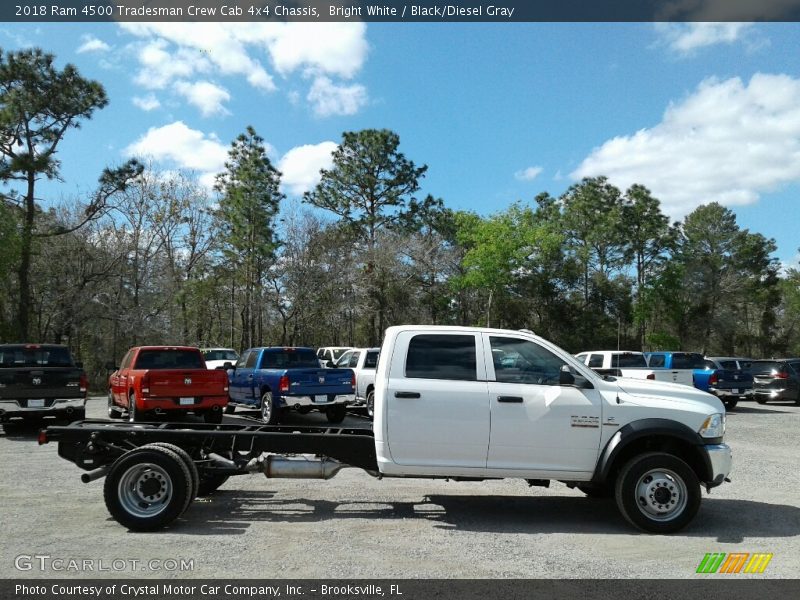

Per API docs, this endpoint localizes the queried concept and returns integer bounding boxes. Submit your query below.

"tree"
[0,48,141,340]
[304,129,427,344]
[215,127,283,349]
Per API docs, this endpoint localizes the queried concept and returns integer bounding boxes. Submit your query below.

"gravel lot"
[2,397,799,579]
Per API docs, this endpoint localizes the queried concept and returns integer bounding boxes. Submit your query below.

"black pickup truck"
[0,344,87,423]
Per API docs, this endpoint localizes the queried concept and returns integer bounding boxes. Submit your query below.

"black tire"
[68,409,86,423]
[297,407,312,415]
[197,473,230,496]
[102,446,192,531]
[203,410,223,424]
[756,397,767,405]
[723,398,738,410]
[326,404,346,424]
[577,484,612,499]
[108,391,122,419]
[140,443,199,512]
[260,390,279,425]
[128,393,138,423]
[366,390,375,420]
[614,452,701,534]
[224,404,236,414]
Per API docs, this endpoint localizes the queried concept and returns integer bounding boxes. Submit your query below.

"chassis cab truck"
[41,326,732,534]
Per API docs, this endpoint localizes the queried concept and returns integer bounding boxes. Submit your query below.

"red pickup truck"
[108,346,228,423]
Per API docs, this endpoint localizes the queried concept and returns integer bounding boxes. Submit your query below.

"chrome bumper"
[703,443,733,488]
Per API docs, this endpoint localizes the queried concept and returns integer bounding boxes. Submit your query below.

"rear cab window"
[134,349,204,370]
[672,353,706,369]
[364,350,380,369]
[261,348,321,369]
[648,354,666,368]
[0,345,73,367]
[613,353,647,368]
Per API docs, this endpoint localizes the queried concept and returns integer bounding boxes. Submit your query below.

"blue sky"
[3,22,800,266]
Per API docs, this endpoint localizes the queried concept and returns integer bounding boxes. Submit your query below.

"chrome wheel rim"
[635,468,688,522]
[366,393,374,418]
[118,463,172,518]
[261,393,272,423]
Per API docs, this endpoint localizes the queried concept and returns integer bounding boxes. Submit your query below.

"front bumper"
[702,443,733,489]
[0,397,86,420]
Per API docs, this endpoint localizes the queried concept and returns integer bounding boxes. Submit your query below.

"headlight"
[699,413,726,439]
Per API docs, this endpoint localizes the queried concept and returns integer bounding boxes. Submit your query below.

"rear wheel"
[366,390,375,420]
[614,452,701,534]
[103,446,192,531]
[69,408,86,422]
[127,393,138,423]
[108,391,122,419]
[723,398,738,410]
[756,397,767,405]
[260,391,279,425]
[140,443,199,511]
[326,404,346,424]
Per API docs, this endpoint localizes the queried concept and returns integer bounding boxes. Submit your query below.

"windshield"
[331,349,349,360]
[203,350,238,361]
[0,345,73,367]
[134,349,204,370]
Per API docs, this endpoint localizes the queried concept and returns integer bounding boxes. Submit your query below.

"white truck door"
[484,334,602,474]
[385,331,490,468]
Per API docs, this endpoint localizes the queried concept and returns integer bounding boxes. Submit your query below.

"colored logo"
[696,553,773,574]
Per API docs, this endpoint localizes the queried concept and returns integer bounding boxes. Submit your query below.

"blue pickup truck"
[226,347,355,424]
[693,356,754,410]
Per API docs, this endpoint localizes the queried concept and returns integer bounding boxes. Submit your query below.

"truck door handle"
[497,396,524,403]
[394,391,421,399]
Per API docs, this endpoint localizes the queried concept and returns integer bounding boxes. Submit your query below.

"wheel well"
[260,386,272,398]
[603,435,710,486]
[366,384,374,394]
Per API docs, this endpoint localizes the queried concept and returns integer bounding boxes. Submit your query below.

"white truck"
[333,347,381,418]
[42,326,732,534]
[575,350,695,386]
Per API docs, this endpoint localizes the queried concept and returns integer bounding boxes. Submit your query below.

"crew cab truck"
[41,326,732,534]
[692,357,754,410]
[226,347,356,424]
[333,347,381,418]
[0,344,87,422]
[107,346,229,424]
[574,350,686,382]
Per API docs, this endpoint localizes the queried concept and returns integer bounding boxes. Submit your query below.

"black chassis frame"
[42,420,379,478]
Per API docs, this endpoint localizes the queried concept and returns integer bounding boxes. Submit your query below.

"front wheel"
[614,452,701,534]
[366,390,375,420]
[326,404,347,424]
[260,391,280,425]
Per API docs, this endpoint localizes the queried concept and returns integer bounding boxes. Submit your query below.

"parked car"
[201,347,239,370]
[227,347,356,424]
[750,359,800,404]
[0,343,87,423]
[333,347,381,418]
[693,357,754,410]
[108,346,229,423]
[316,346,354,367]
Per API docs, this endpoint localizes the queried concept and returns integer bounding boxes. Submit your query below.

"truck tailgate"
[287,368,354,395]
[145,370,227,398]
[0,367,85,400]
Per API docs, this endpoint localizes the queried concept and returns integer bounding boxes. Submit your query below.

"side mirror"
[325,360,335,368]
[104,361,117,370]
[559,366,575,386]
[223,362,234,370]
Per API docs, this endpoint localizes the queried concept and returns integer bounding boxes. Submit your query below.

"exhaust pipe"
[207,452,237,468]
[81,466,110,483]
[262,456,347,480]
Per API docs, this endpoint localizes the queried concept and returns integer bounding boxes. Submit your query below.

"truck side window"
[245,351,259,369]
[348,351,361,368]
[648,354,665,368]
[405,334,477,381]
[120,350,133,370]
[364,350,379,369]
[490,336,566,386]
[588,354,603,368]
[235,351,249,369]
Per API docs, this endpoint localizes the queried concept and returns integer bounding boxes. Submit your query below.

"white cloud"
[119,23,369,117]
[124,121,229,184]
[132,94,161,111]
[655,23,756,55]
[514,166,543,181]
[175,80,231,117]
[307,76,368,117]
[572,73,800,219]
[278,141,338,196]
[77,35,111,54]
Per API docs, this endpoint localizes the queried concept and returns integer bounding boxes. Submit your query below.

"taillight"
[141,373,150,397]
[351,373,356,390]
[79,373,89,396]
[709,373,719,386]
[647,373,655,380]
[775,370,789,380]
[279,375,289,393]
